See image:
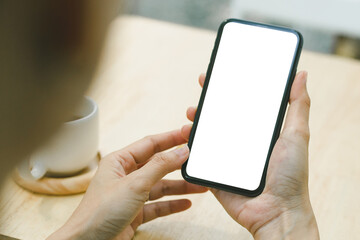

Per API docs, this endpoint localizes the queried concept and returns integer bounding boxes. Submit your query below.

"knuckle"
[284,126,310,142]
[161,181,171,196]
[154,204,163,217]
[109,151,137,173]
[153,153,171,167]
[303,93,311,108]
[143,135,161,153]
[290,92,311,109]
[128,176,152,196]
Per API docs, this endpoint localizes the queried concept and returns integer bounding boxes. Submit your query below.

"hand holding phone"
[181,19,319,238]
[182,72,319,239]
[182,19,303,196]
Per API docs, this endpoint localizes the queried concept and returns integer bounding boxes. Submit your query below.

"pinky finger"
[142,199,192,223]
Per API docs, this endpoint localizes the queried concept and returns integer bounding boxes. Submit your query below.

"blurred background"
[125,0,360,60]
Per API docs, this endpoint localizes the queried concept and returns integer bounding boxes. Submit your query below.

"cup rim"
[65,96,98,124]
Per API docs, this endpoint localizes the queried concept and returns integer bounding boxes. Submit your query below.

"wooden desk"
[1,16,360,240]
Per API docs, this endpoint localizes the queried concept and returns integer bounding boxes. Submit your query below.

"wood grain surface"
[1,15,360,240]
[12,153,100,196]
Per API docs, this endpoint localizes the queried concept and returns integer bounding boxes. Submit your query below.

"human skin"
[48,130,207,240]
[0,1,320,238]
[1,3,208,238]
[50,72,319,240]
[182,72,320,239]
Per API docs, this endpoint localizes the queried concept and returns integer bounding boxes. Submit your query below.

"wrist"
[47,202,95,240]
[47,221,86,240]
[254,200,319,240]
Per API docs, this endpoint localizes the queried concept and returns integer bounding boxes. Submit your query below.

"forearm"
[254,204,319,240]
[47,218,88,240]
[47,205,93,240]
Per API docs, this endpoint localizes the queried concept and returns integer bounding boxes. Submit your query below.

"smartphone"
[182,19,303,197]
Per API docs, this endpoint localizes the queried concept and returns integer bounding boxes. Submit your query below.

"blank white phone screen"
[186,22,298,191]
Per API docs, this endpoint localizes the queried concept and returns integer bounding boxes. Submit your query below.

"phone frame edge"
[181,18,304,197]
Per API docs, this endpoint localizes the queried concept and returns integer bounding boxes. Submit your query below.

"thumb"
[282,71,311,142]
[132,145,189,190]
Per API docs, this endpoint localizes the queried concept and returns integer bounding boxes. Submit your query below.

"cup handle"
[30,161,47,180]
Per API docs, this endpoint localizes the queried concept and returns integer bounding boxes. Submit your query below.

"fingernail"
[174,145,189,157]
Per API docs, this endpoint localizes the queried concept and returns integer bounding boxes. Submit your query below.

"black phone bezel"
[181,18,303,197]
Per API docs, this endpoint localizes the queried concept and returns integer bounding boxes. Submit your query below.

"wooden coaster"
[13,153,101,195]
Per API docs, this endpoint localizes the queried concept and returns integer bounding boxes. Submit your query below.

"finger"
[132,145,189,188]
[181,124,192,141]
[199,73,206,88]
[142,199,191,223]
[282,71,310,142]
[149,179,208,200]
[109,129,187,172]
[186,106,197,122]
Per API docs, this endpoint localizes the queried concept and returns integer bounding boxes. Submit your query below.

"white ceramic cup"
[29,96,99,179]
